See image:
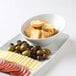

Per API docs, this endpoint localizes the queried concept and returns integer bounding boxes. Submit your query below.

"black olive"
[35,46,42,50]
[10,43,14,46]
[14,50,21,54]
[37,56,43,60]
[31,46,37,52]
[31,51,36,55]
[43,54,48,59]
[28,46,33,50]
[30,54,37,59]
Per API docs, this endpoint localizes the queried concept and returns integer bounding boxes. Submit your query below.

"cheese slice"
[0,50,40,70]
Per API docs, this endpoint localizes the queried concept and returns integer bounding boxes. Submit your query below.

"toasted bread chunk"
[41,30,48,38]
[30,20,45,28]
[24,26,34,37]
[41,30,53,38]
[53,28,58,35]
[24,20,58,39]
[42,23,54,32]
[30,29,41,39]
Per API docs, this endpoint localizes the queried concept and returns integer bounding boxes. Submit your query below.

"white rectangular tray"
[0,33,69,76]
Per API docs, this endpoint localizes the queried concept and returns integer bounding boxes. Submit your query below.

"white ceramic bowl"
[21,14,66,46]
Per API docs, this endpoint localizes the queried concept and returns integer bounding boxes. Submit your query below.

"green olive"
[8,45,15,51]
[42,48,51,55]
[22,50,30,56]
[20,45,27,51]
[37,50,43,56]
[22,43,27,46]
[15,45,20,50]
[21,43,28,50]
[22,43,28,47]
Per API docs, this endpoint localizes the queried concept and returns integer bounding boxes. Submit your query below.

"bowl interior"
[21,14,66,39]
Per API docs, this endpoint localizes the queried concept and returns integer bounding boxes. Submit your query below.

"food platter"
[0,33,69,76]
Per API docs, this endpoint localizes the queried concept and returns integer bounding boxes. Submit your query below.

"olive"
[22,50,30,56]
[36,50,43,56]
[20,45,25,51]
[22,43,27,46]
[15,45,20,50]
[8,44,15,51]
[20,44,28,51]
[10,43,14,46]
[31,46,37,52]
[43,54,48,59]
[22,41,29,47]
[23,43,29,47]
[37,56,43,60]
[23,42,28,46]
[42,48,51,55]
[17,40,22,45]
[22,41,27,43]
[31,51,36,55]
[28,46,33,50]
[8,46,14,51]
[14,50,21,54]
[30,54,37,59]
[35,46,42,50]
